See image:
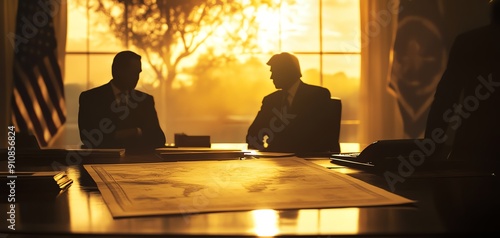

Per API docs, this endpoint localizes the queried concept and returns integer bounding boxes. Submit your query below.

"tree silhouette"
[90,0,283,95]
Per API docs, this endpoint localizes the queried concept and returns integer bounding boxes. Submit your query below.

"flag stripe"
[13,87,45,145]
[13,65,39,132]
[15,62,58,136]
[36,68,63,130]
[39,54,66,120]
[44,54,65,97]
[47,53,64,92]
[14,76,55,147]
[37,60,64,125]
[11,92,29,133]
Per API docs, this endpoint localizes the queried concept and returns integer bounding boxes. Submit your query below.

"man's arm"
[425,35,466,139]
[78,92,109,148]
[246,96,274,150]
[138,95,166,148]
[424,34,471,160]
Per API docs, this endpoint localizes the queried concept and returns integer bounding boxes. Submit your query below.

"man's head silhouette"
[267,52,302,90]
[112,51,142,91]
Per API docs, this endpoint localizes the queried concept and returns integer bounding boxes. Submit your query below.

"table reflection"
[252,209,279,236]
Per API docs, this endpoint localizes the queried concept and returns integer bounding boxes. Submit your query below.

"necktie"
[283,91,294,108]
[282,91,289,108]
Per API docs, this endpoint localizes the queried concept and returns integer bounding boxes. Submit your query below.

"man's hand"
[114,127,142,139]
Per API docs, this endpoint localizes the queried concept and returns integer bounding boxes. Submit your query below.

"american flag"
[11,0,66,147]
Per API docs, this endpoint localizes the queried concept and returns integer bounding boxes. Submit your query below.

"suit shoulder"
[263,90,281,100]
[460,25,493,37]
[453,25,495,44]
[133,89,152,97]
[80,83,110,96]
[259,91,282,106]
[132,90,154,100]
[302,83,331,97]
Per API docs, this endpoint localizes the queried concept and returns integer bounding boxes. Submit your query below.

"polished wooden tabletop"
[1,147,499,237]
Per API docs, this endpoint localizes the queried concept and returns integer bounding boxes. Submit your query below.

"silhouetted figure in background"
[78,51,165,152]
[425,0,500,167]
[246,52,335,153]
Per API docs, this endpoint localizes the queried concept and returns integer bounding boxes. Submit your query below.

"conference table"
[1,143,499,237]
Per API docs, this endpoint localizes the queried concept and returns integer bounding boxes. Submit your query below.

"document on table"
[84,158,415,218]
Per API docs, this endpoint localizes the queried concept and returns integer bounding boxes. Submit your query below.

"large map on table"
[84,158,414,218]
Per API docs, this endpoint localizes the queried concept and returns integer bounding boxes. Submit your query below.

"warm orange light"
[64,0,361,146]
[251,209,280,236]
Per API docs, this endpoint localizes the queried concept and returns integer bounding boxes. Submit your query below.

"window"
[64,0,360,146]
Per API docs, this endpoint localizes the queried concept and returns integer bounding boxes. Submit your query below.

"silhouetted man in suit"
[246,52,335,153]
[425,0,500,166]
[78,51,165,151]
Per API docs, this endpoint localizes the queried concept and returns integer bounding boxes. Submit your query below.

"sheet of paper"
[84,158,415,218]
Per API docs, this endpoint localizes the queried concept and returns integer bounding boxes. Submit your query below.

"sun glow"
[255,5,280,53]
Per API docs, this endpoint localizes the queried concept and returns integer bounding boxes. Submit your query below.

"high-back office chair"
[329,97,342,153]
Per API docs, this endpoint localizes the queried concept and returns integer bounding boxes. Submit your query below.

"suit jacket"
[246,81,334,153]
[78,82,166,150]
[426,24,500,162]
